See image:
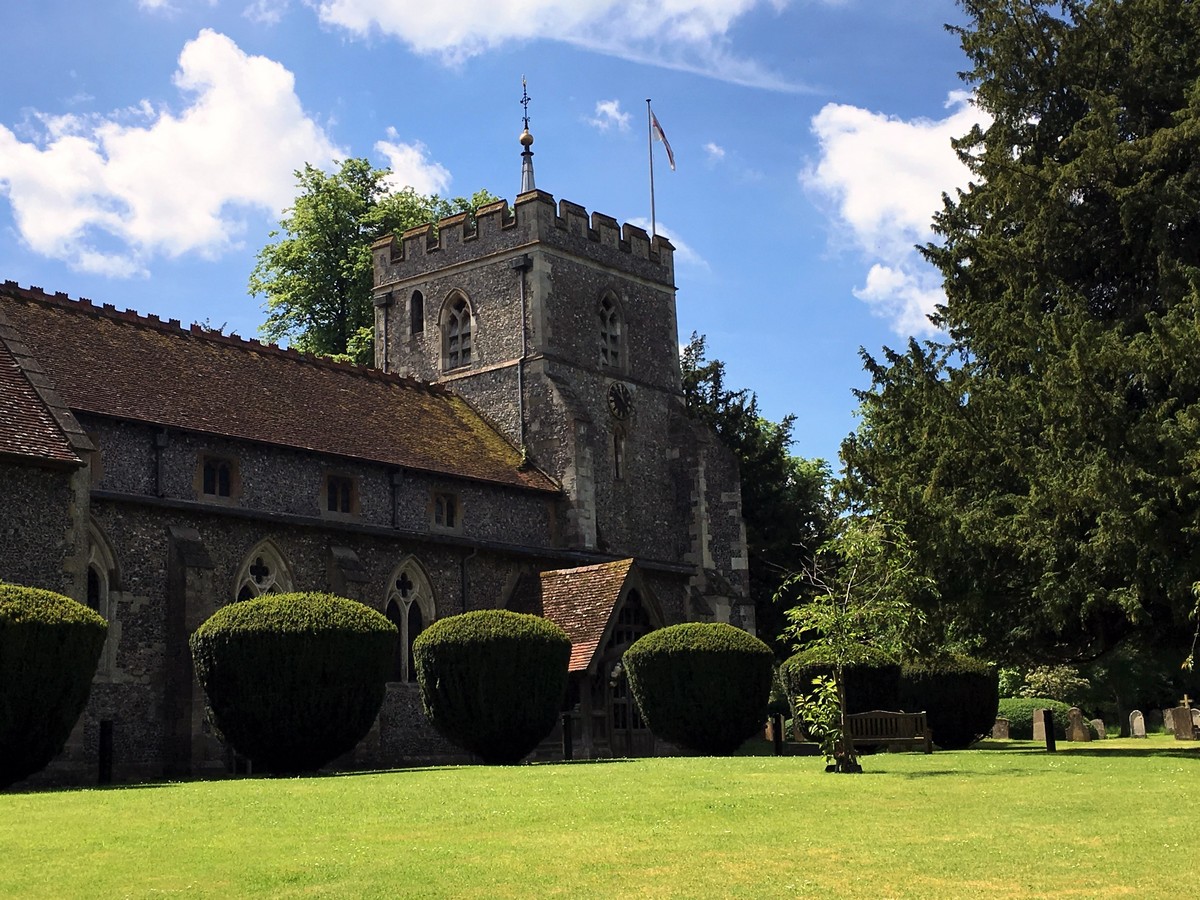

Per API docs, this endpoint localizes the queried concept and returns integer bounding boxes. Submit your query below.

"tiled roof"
[0,338,81,466]
[511,558,634,672]
[0,282,556,492]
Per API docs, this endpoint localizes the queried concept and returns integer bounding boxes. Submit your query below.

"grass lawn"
[1,736,1196,898]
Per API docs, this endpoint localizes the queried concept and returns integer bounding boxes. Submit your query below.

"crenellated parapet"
[372,190,675,291]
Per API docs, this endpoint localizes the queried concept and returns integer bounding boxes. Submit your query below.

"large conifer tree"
[843,0,1200,660]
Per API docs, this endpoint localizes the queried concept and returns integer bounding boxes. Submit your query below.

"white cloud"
[628,217,708,270]
[375,130,453,196]
[244,0,291,24]
[802,90,988,334]
[703,141,725,162]
[588,100,631,132]
[312,0,806,91]
[0,30,344,276]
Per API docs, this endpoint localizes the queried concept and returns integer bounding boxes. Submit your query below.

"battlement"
[372,190,675,289]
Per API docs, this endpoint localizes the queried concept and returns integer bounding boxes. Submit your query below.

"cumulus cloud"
[588,100,631,132]
[0,30,344,276]
[375,130,453,195]
[802,90,988,334]
[312,0,805,91]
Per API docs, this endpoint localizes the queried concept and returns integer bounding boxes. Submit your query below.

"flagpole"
[647,98,657,238]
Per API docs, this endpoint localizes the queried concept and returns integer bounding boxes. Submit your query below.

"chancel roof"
[510,558,635,672]
[0,281,556,492]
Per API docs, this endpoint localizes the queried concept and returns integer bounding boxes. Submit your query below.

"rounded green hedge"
[996,697,1072,740]
[623,623,774,755]
[413,610,570,765]
[900,655,999,749]
[779,645,901,716]
[190,592,394,774]
[0,583,107,788]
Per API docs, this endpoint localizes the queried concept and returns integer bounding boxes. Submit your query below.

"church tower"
[370,93,750,628]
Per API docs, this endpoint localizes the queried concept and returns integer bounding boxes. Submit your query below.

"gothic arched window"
[411,290,424,335]
[599,294,623,370]
[384,559,436,683]
[234,540,294,602]
[87,523,120,673]
[443,294,473,370]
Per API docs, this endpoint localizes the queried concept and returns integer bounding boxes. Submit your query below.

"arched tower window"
[599,294,623,370]
[411,290,424,335]
[442,294,474,371]
[384,558,436,683]
[234,540,294,602]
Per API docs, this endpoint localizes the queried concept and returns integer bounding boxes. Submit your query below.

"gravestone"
[1033,708,1048,742]
[1129,709,1146,738]
[1146,709,1164,733]
[1193,708,1200,734]
[1066,707,1092,742]
[1172,706,1196,741]
[1090,718,1106,740]
[991,717,1010,740]
[1163,708,1176,734]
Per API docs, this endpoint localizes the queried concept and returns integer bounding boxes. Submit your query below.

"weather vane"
[521,76,531,132]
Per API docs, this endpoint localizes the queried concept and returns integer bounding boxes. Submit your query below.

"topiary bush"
[412,609,570,765]
[900,654,1000,749]
[622,623,774,755]
[0,583,107,789]
[190,592,394,775]
[996,697,1072,740]
[779,645,901,716]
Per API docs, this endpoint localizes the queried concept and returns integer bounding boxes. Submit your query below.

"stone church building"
[0,147,750,784]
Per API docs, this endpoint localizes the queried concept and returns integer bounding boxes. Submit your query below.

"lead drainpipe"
[509,254,533,462]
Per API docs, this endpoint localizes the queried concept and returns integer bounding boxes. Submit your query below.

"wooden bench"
[844,710,933,753]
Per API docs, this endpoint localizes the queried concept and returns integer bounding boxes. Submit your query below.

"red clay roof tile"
[512,558,634,672]
[0,282,556,492]
[0,338,81,466]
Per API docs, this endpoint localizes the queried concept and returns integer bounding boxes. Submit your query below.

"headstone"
[991,717,1010,739]
[1033,708,1047,742]
[1163,708,1177,734]
[1130,709,1146,738]
[1066,707,1092,742]
[1146,709,1164,733]
[1192,708,1200,734]
[1090,718,1106,740]
[1172,706,1196,741]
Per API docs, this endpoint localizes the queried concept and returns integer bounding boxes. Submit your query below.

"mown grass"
[1,736,1195,898]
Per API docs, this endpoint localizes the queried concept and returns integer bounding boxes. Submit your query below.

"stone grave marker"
[1171,705,1190,739]
[991,717,1009,740]
[1033,708,1047,742]
[1193,708,1200,735]
[1163,708,1177,734]
[1066,707,1092,742]
[1090,718,1106,740]
[1130,709,1146,738]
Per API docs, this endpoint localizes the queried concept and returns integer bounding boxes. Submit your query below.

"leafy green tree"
[250,158,496,365]
[842,0,1200,661]
[781,516,927,771]
[680,334,833,655]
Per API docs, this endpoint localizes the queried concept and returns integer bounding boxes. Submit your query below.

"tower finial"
[519,76,536,194]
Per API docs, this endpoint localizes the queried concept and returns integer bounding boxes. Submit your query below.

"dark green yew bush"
[900,655,1000,749]
[0,583,107,789]
[622,623,774,755]
[412,610,570,765]
[190,592,394,774]
[779,645,901,715]
[996,697,1072,740]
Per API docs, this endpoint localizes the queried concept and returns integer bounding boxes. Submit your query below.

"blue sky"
[0,0,986,467]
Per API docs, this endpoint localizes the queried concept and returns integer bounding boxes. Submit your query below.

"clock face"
[607,381,633,419]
